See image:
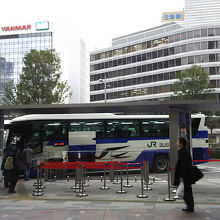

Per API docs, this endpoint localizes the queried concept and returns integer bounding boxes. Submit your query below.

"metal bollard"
[48,168,55,182]
[71,169,79,190]
[32,165,44,196]
[113,169,120,184]
[77,166,88,197]
[39,167,45,189]
[87,176,90,182]
[83,167,89,187]
[117,168,127,194]
[143,162,152,191]
[54,175,57,181]
[137,165,148,198]
[124,163,133,188]
[100,176,103,182]
[163,160,176,202]
[100,164,110,190]
[74,168,83,193]
[109,169,114,182]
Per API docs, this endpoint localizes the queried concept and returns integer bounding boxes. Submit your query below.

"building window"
[158,73,163,81]
[201,42,207,50]
[201,29,208,37]
[187,43,194,51]
[208,41,215,49]
[194,29,201,38]
[195,55,201,63]
[176,58,181,66]
[175,34,181,42]
[174,46,181,54]
[169,35,175,43]
[164,72,169,80]
[188,56,194,64]
[181,32,187,41]
[216,28,220,36]
[208,28,215,36]
[209,54,216,62]
[181,44,187,52]
[209,67,216,75]
[187,31,193,39]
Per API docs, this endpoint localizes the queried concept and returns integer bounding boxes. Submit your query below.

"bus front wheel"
[153,155,168,173]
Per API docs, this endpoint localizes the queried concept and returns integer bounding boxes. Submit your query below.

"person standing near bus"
[3,143,19,193]
[22,144,33,181]
[174,137,194,212]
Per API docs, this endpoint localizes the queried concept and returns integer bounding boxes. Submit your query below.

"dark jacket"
[174,147,194,186]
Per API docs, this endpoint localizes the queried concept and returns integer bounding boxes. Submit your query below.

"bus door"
[68,131,96,162]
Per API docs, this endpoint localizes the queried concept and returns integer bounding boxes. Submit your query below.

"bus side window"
[42,121,67,141]
[69,121,104,138]
[142,119,169,138]
[106,120,140,138]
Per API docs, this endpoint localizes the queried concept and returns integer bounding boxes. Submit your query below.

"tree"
[3,49,71,105]
[172,65,215,100]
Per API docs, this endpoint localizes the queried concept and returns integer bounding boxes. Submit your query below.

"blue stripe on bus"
[96,130,208,144]
[193,130,208,138]
[46,130,208,146]
[69,144,96,152]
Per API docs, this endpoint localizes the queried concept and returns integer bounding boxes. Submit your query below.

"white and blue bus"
[5,113,209,172]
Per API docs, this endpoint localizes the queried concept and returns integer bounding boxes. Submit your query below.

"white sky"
[1,0,184,51]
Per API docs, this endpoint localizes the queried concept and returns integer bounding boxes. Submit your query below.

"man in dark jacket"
[3,143,19,193]
[174,137,194,212]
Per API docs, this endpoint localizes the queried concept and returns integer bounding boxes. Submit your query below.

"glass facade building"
[90,23,220,102]
[0,22,52,100]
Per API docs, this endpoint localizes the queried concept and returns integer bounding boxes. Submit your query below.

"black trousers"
[183,181,194,208]
[3,171,9,187]
[8,171,19,192]
[9,179,18,192]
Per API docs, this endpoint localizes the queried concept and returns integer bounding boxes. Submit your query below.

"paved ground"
[0,162,219,220]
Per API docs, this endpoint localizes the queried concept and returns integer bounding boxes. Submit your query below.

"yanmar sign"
[1,24,31,32]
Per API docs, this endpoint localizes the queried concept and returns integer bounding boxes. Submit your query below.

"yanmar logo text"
[1,25,31,32]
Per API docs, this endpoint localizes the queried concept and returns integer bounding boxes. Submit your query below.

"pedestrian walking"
[3,143,19,193]
[22,144,33,181]
[174,137,194,212]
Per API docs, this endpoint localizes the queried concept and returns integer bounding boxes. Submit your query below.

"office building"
[90,22,220,102]
[185,0,220,26]
[0,22,52,97]
[0,21,89,104]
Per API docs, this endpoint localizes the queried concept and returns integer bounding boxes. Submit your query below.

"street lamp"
[99,75,110,103]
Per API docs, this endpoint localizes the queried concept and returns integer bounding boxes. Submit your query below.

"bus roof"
[10,113,205,123]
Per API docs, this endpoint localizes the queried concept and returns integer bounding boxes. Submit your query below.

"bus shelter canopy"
[1,100,220,115]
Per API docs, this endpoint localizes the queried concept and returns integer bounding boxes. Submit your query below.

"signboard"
[36,21,49,31]
[1,25,31,32]
[162,11,184,22]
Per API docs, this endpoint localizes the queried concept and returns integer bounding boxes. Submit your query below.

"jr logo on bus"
[147,141,169,148]
[147,141,157,147]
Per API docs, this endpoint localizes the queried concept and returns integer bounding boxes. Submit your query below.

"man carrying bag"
[174,137,199,212]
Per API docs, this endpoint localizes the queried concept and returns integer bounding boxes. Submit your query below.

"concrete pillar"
[0,114,4,181]
[169,108,180,183]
